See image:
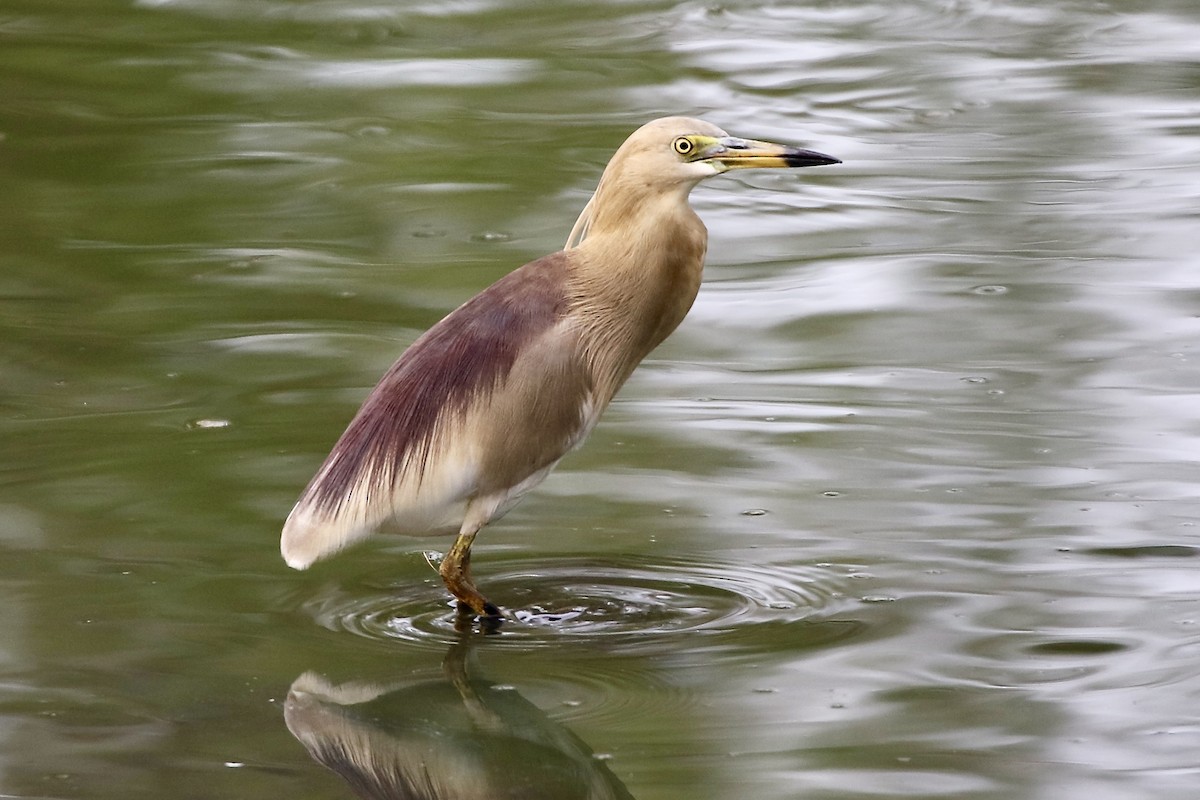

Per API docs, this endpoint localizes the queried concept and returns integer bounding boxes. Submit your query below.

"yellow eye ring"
[672,137,694,156]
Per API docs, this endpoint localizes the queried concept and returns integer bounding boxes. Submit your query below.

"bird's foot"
[454,598,503,618]
[440,528,503,629]
[454,599,504,632]
[442,569,504,628]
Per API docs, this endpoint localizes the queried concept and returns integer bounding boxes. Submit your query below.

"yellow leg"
[439,523,502,620]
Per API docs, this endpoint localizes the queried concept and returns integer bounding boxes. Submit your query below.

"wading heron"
[281,116,839,621]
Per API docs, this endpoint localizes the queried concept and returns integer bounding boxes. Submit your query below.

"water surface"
[2,1,1199,798]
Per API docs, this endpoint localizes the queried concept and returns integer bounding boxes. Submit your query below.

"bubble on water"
[471,231,511,243]
[353,125,390,138]
[188,418,230,430]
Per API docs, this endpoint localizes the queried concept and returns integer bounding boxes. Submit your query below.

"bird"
[281,116,839,622]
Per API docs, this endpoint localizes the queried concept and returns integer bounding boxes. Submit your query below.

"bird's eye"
[672,137,694,156]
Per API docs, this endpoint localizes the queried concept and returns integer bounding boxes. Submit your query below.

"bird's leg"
[440,522,502,621]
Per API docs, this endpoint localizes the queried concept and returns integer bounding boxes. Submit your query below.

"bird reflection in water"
[284,640,635,800]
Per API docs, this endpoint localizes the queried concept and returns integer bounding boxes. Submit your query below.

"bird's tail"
[280,501,373,570]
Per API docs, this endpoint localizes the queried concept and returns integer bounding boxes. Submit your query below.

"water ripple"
[303,555,859,653]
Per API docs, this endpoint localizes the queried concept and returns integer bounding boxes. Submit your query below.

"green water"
[2,1,1199,798]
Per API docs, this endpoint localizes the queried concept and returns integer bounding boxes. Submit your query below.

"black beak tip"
[785,149,841,168]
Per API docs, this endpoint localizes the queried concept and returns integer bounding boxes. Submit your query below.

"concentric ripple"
[302,555,862,653]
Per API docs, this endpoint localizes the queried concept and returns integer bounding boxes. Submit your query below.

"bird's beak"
[702,136,840,172]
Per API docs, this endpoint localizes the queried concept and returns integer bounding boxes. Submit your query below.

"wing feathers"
[281,252,573,569]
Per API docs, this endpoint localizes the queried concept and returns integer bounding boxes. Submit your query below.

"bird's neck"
[566,188,708,400]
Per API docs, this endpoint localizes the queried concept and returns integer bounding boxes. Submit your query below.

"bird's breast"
[568,217,707,392]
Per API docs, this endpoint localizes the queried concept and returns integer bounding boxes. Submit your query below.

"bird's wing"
[281,252,574,569]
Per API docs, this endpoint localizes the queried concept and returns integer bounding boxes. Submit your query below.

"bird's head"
[610,116,839,185]
[567,116,838,248]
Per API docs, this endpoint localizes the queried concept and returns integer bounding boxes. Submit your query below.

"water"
[2,0,1199,798]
